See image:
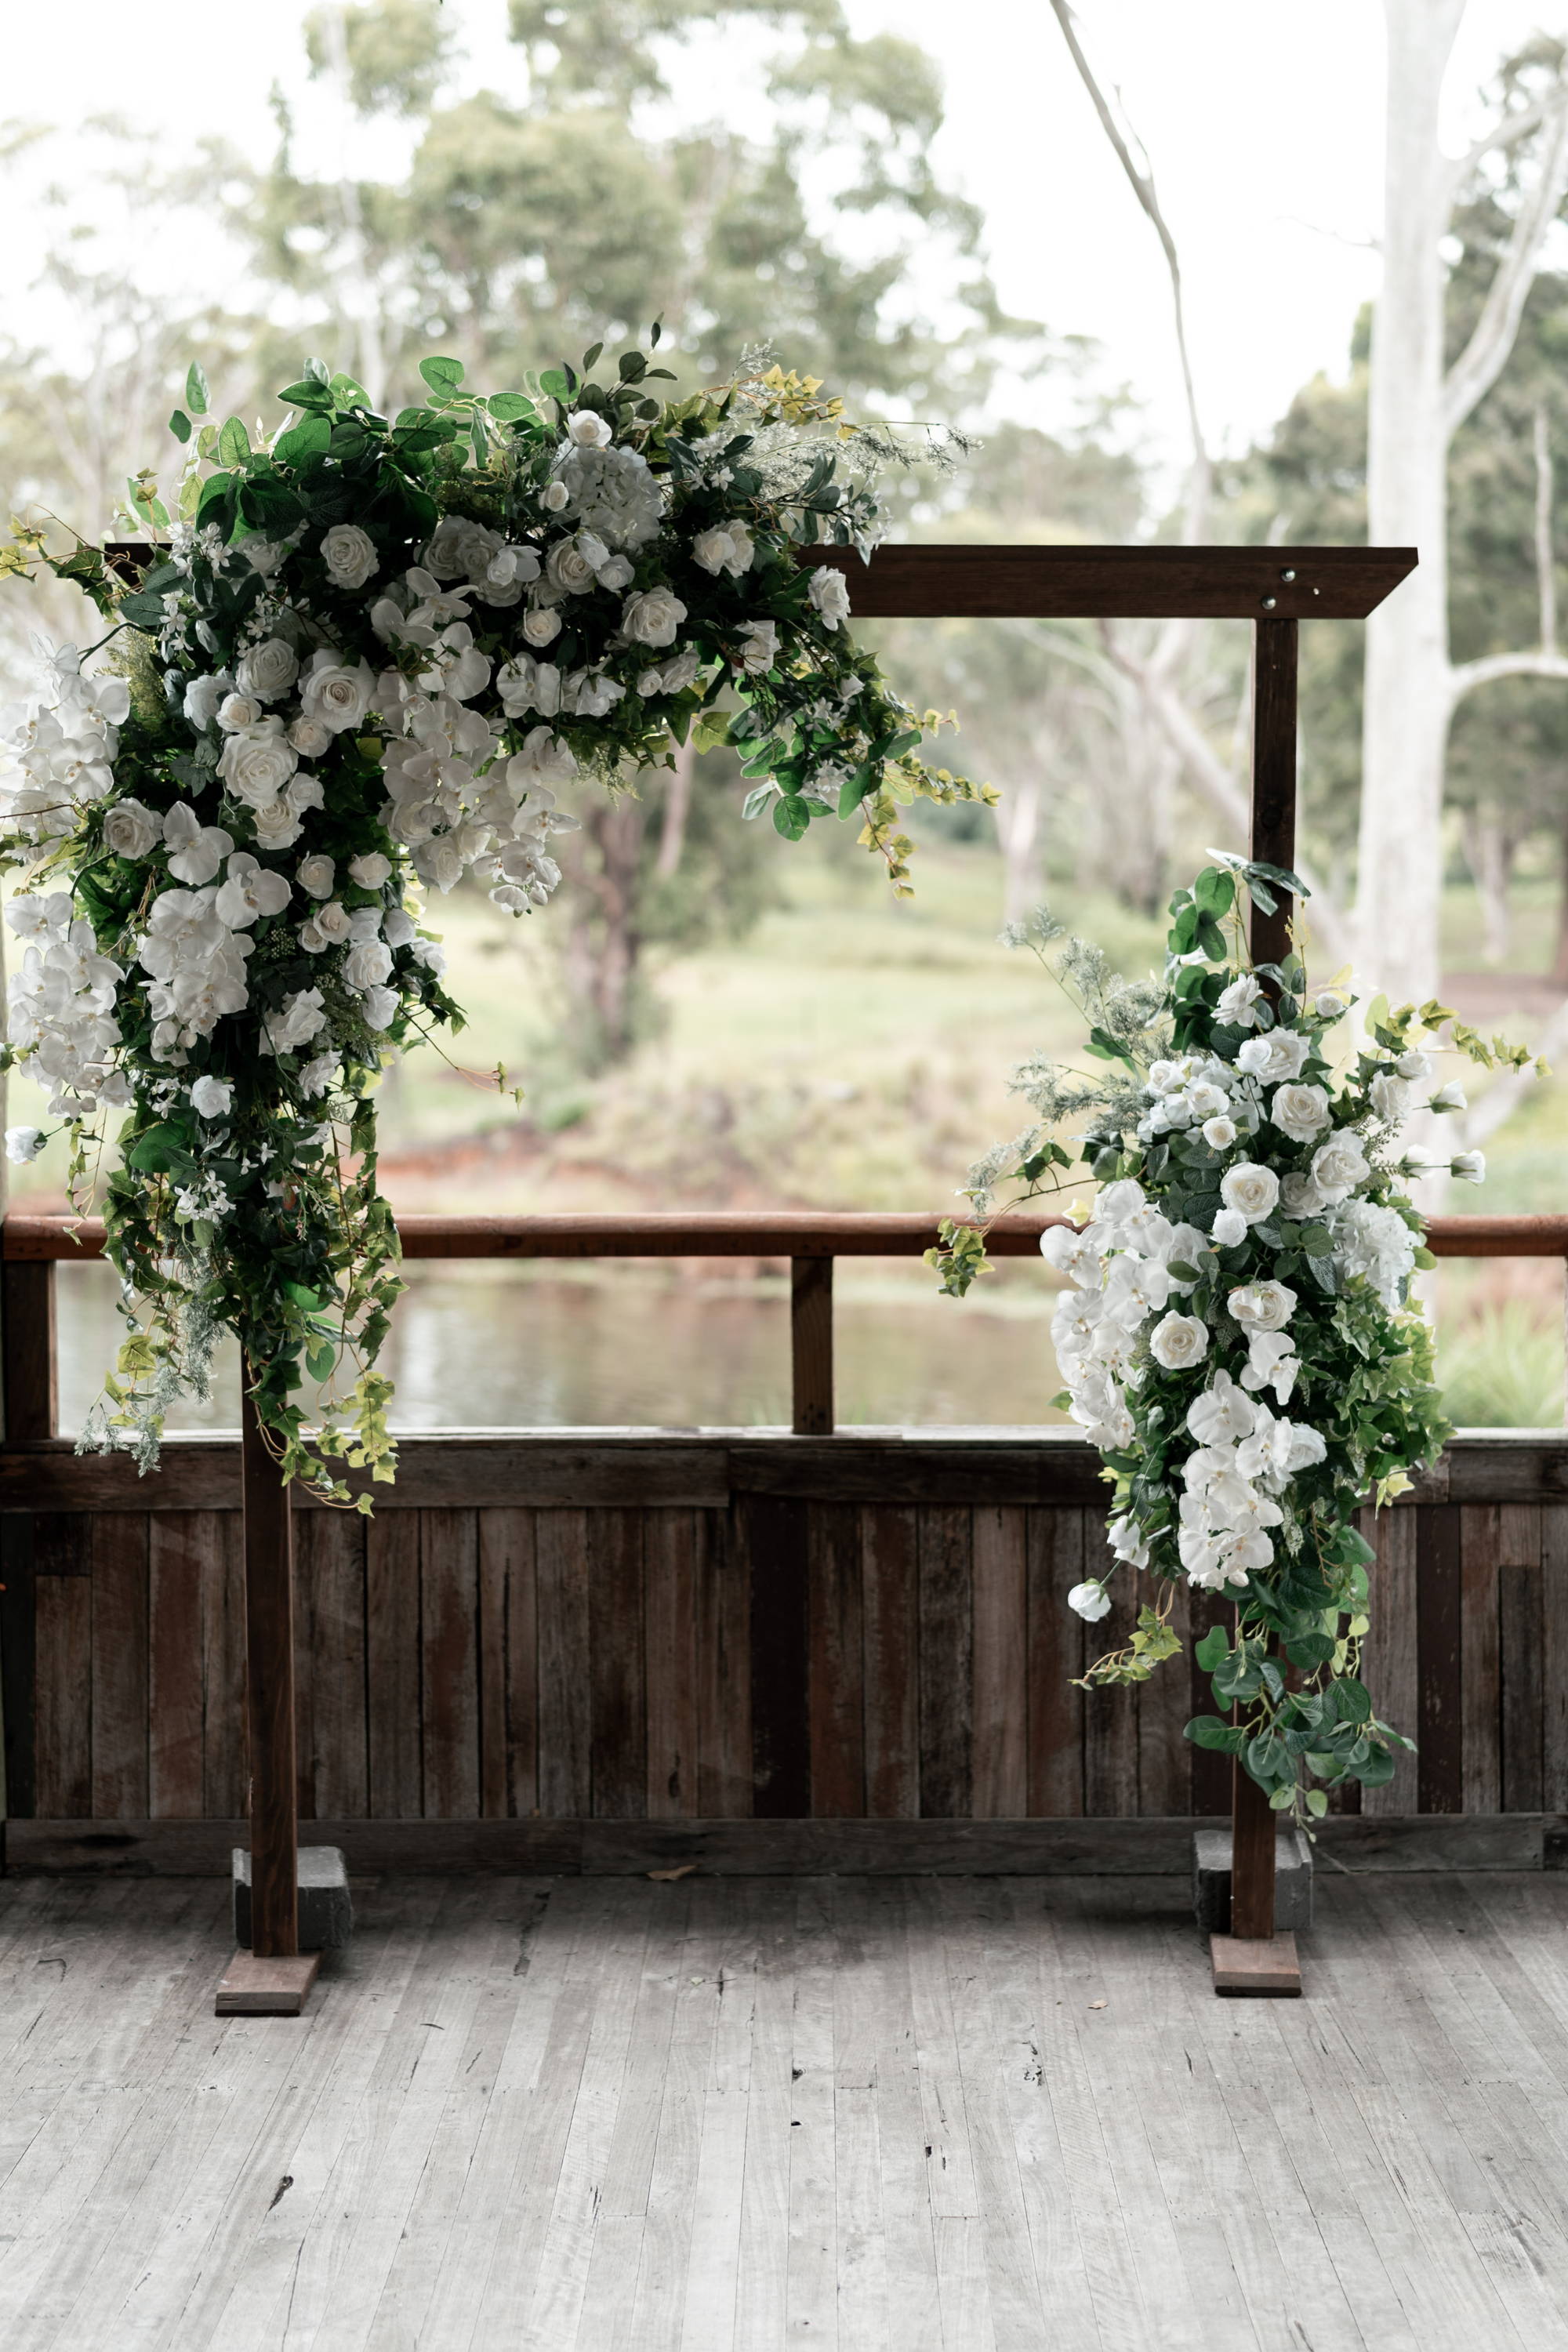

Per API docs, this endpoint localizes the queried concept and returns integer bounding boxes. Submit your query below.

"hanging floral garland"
[930,858,1541,1823]
[0,342,989,1497]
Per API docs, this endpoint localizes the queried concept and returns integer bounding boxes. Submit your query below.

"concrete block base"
[232,1846,353,1951]
[1193,1826,1313,1935]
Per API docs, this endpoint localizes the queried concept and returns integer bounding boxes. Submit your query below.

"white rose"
[5,1126,46,1163]
[234,637,299,702]
[343,938,394,990]
[1067,1581,1112,1623]
[596,552,634,592]
[190,1075,232,1119]
[1311,1131,1370,1204]
[103,798,159,859]
[1430,1080,1466,1112]
[288,717,332,758]
[297,853,336,899]
[1396,1051,1432,1080]
[241,539,286,577]
[1215,975,1264,1029]
[1220,1163,1280,1225]
[1452,1150,1486,1183]
[314,901,353,944]
[1271,1082,1330,1142]
[216,693,264,733]
[218,719,299,808]
[182,671,233,731]
[362,985,398,1030]
[264,987,327,1053]
[321,522,379,590]
[691,526,733,575]
[251,800,304,850]
[547,538,598,595]
[808,564,851,630]
[1315,989,1348,1019]
[1370,1071,1411,1123]
[736,619,779,673]
[1279,1171,1326,1221]
[300,654,376,735]
[297,1051,339,1098]
[1229,1280,1296,1332]
[621,586,687,648]
[349,851,391,887]
[1188,1082,1227,1120]
[1149,1312,1210,1370]
[1201,1115,1238,1151]
[1237,1029,1310,1083]
[565,409,612,448]
[523,606,563,647]
[543,479,570,512]
[383,907,416,947]
[1211,1207,1248,1247]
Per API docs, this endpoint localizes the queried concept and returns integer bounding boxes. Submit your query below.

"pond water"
[52,1260,1073,1433]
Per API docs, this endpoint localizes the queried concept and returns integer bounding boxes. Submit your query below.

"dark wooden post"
[215,1375,319,2013]
[1214,613,1303,1992]
[791,1256,834,1434]
[2,1261,56,1440]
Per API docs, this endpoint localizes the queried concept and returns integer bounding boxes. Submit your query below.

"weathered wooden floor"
[2,1871,1568,2350]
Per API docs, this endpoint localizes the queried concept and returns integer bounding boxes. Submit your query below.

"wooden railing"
[5,1210,1566,1443]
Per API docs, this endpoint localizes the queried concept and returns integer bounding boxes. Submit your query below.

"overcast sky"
[1,0,1559,471]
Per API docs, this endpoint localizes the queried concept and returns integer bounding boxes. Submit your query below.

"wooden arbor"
[813,539,1418,1995]
[103,535,1416,2009]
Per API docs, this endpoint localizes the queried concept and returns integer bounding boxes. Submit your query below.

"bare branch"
[1097,625,1355,970]
[1446,85,1558,194]
[1443,88,1568,440]
[1448,647,1568,710]
[1537,401,1558,656]
[1047,0,1209,547]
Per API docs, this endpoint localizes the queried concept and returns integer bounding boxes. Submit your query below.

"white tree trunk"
[1355,0,1467,1007]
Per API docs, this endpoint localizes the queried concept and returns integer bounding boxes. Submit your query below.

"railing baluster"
[790,1256,834,1436]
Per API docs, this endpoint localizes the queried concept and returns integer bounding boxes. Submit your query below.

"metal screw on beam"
[1279,567,1297,581]
[1260,594,1278,610]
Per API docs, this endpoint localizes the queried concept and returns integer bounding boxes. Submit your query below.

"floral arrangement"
[931,856,1541,1820]
[0,341,989,1497]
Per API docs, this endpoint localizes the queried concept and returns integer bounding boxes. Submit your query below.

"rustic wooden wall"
[4,1433,1566,1828]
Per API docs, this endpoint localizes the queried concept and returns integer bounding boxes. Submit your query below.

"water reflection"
[53,1259,1072,1433]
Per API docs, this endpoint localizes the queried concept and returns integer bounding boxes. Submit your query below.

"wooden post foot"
[1210,1929,1302,1997]
[215,1948,321,2016]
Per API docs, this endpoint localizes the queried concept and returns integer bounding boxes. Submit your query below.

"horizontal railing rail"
[4,1210,1565,1439]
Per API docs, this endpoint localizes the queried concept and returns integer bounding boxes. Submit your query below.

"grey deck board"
[1,1871,1567,2349]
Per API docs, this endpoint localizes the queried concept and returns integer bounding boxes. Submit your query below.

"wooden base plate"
[215,1948,321,2016]
[1210,1930,1302,1997]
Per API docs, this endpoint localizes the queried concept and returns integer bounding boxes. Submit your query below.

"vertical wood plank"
[808,1502,864,1818]
[90,1512,148,1818]
[421,1508,480,1819]
[917,1504,972,1819]
[644,1508,697,1818]
[746,1496,810,1817]
[2,1261,56,1439]
[0,1514,36,1820]
[590,1508,646,1820]
[1135,1575,1192,1817]
[1497,1506,1544,1815]
[1417,1504,1464,1813]
[791,1257,834,1435]
[537,1508,591,1816]
[970,1505,1026,1819]
[148,1515,205,1819]
[1361,1504,1419,1817]
[1542,1504,1568,1811]
[290,1506,318,1824]
[497,1509,539,1818]
[696,1509,751,1816]
[366,1510,422,1817]
[32,1515,89,1820]
[1080,1513,1138,1817]
[477,1508,524,1819]
[1459,1504,1504,1815]
[1249,615,1298,964]
[202,1512,246,1819]
[300,1509,368,1820]
[861,1504,918,1820]
[1025,1508,1083,1817]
